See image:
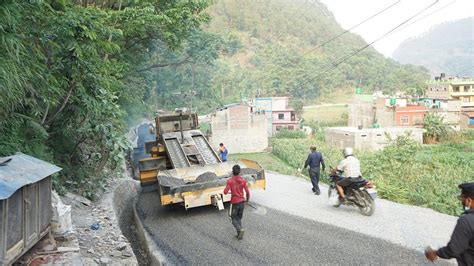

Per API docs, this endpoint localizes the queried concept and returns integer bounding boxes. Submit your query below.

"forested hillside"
[153,0,430,112]
[203,0,429,104]
[0,0,430,196]
[393,17,474,77]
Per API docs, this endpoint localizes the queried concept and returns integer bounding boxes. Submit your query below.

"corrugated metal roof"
[0,153,61,200]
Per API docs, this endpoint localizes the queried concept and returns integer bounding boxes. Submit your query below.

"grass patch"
[302,104,347,123]
[229,152,301,177]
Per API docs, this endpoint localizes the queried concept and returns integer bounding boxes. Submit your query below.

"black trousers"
[309,168,320,192]
[230,202,245,232]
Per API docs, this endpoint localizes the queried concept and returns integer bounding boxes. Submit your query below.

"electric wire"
[255,0,402,89]
[392,0,456,35]
[292,0,441,92]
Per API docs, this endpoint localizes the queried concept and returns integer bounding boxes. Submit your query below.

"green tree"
[423,113,448,144]
[0,0,211,197]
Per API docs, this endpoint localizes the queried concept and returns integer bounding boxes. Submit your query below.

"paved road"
[137,191,450,265]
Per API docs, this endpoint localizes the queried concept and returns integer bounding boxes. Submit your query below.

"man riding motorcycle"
[335,147,362,202]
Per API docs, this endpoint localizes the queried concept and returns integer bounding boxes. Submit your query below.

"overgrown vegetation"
[271,133,474,216]
[423,113,448,144]
[0,0,210,198]
[274,128,306,139]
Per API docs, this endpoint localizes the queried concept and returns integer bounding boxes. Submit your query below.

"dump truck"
[135,109,265,210]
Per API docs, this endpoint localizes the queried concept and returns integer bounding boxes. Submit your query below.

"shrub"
[273,128,306,139]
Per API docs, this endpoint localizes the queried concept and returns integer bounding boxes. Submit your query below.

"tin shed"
[0,153,61,265]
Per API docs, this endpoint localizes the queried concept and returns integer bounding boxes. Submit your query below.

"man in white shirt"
[336,147,361,200]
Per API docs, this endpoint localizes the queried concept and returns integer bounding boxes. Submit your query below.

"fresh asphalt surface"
[137,189,452,265]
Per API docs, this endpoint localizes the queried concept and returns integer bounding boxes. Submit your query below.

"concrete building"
[325,127,423,151]
[419,99,463,130]
[254,96,300,135]
[395,105,428,127]
[350,94,417,128]
[426,75,474,107]
[209,103,268,153]
[348,94,374,128]
[426,74,474,127]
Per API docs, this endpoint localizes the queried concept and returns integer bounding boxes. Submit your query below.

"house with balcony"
[254,96,300,135]
[426,74,474,127]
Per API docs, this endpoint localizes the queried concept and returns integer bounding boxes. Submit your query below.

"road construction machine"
[134,109,265,210]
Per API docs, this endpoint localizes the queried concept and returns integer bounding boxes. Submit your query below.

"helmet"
[343,147,353,157]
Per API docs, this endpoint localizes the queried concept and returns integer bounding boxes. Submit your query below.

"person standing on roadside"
[425,182,474,265]
[303,146,325,195]
[224,165,250,239]
[219,143,228,162]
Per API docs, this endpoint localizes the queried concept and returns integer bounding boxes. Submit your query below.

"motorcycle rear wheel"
[356,190,375,216]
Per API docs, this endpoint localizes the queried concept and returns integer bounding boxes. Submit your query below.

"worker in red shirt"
[224,164,250,239]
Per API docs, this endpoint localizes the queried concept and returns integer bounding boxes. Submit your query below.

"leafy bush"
[273,128,306,139]
[423,113,448,143]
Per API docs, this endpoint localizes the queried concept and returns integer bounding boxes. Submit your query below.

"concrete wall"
[272,110,293,122]
[426,83,450,99]
[375,98,396,128]
[272,97,289,110]
[209,105,268,153]
[325,127,423,151]
[348,103,374,128]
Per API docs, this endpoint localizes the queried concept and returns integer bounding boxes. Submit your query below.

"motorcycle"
[327,167,376,216]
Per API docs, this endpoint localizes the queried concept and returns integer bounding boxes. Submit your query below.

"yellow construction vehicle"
[135,109,265,210]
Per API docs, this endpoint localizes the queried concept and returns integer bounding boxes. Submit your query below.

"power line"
[392,0,456,34]
[292,0,441,92]
[255,0,401,90]
[301,0,401,58]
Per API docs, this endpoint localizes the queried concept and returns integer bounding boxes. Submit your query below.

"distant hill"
[393,17,474,77]
[203,0,429,102]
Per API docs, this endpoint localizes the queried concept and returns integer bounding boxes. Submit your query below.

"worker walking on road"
[303,146,325,195]
[425,182,474,265]
[224,165,250,239]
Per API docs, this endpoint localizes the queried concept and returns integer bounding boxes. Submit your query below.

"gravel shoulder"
[252,171,457,252]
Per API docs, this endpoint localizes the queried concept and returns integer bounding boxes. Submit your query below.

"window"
[400,115,409,125]
[453,86,460,92]
[276,126,282,131]
[463,97,470,102]
[288,125,294,130]
[278,113,284,120]
[413,115,423,124]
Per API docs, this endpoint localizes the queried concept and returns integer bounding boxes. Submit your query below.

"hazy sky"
[319,0,474,57]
